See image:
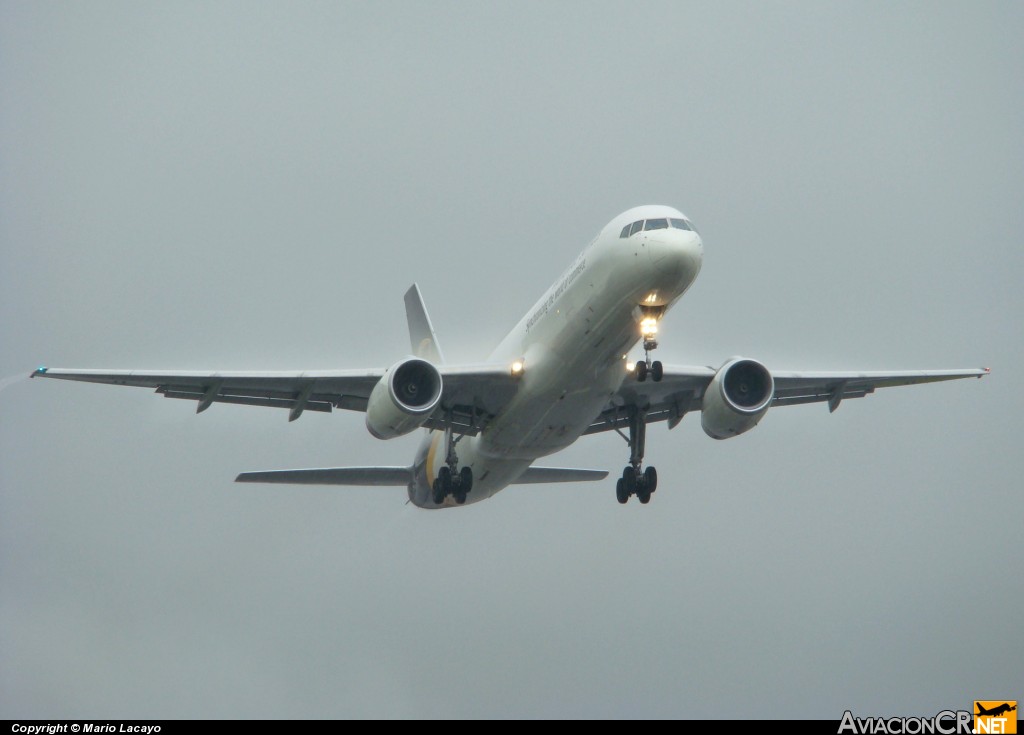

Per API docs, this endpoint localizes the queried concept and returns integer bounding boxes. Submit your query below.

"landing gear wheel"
[637,486,651,504]
[432,479,445,505]
[651,361,663,382]
[643,466,658,494]
[438,466,452,494]
[616,478,629,504]
[459,466,473,495]
[635,360,648,382]
[454,489,467,505]
[622,465,638,494]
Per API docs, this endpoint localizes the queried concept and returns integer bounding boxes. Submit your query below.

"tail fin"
[404,284,444,364]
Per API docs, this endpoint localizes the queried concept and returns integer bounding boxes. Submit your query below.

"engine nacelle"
[701,357,774,440]
[365,358,443,440]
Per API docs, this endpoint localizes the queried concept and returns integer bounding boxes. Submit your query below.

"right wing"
[585,364,989,434]
[31,363,519,435]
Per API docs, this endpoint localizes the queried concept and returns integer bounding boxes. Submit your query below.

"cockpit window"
[623,217,697,238]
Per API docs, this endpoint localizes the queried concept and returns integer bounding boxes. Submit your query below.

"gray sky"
[2,1,1021,719]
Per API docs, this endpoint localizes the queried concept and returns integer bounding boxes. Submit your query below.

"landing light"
[640,317,659,338]
[511,360,525,377]
[645,292,658,304]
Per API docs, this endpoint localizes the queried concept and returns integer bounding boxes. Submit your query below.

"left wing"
[31,364,519,435]
[586,365,989,435]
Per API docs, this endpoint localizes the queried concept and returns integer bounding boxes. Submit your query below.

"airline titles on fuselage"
[526,256,586,332]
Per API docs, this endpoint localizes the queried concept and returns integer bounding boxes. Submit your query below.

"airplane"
[976,703,1017,718]
[31,205,989,509]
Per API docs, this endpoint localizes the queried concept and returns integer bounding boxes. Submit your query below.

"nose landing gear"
[635,310,663,383]
[634,358,663,383]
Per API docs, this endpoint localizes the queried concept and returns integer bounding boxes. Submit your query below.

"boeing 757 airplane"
[32,205,988,508]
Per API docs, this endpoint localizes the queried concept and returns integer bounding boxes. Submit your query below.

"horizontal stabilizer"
[236,467,412,486]
[512,467,609,484]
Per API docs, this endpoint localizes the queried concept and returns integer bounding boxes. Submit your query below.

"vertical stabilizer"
[404,284,444,364]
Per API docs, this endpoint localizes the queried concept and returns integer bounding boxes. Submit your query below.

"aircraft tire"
[459,466,473,494]
[643,466,658,494]
[651,361,663,382]
[635,361,648,382]
[616,478,628,504]
[622,465,637,494]
[432,479,445,505]
[637,487,651,504]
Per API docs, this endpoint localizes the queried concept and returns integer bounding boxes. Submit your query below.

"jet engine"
[365,358,443,439]
[701,357,774,439]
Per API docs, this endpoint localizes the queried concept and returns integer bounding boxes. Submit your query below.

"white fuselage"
[409,205,704,508]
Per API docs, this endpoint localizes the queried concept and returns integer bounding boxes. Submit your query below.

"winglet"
[31,366,48,378]
[404,284,444,364]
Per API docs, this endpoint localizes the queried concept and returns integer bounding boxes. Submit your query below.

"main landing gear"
[432,424,473,506]
[614,408,658,505]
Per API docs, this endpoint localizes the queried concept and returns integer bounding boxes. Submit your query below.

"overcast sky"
[2,1,1021,719]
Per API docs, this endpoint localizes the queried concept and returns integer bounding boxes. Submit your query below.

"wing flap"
[161,390,335,413]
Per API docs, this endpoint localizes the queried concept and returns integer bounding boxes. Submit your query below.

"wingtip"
[30,366,48,378]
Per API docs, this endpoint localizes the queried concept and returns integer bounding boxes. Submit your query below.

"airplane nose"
[648,230,703,276]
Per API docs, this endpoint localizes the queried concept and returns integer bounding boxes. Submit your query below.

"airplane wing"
[585,365,990,435]
[32,363,988,437]
[31,364,519,436]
